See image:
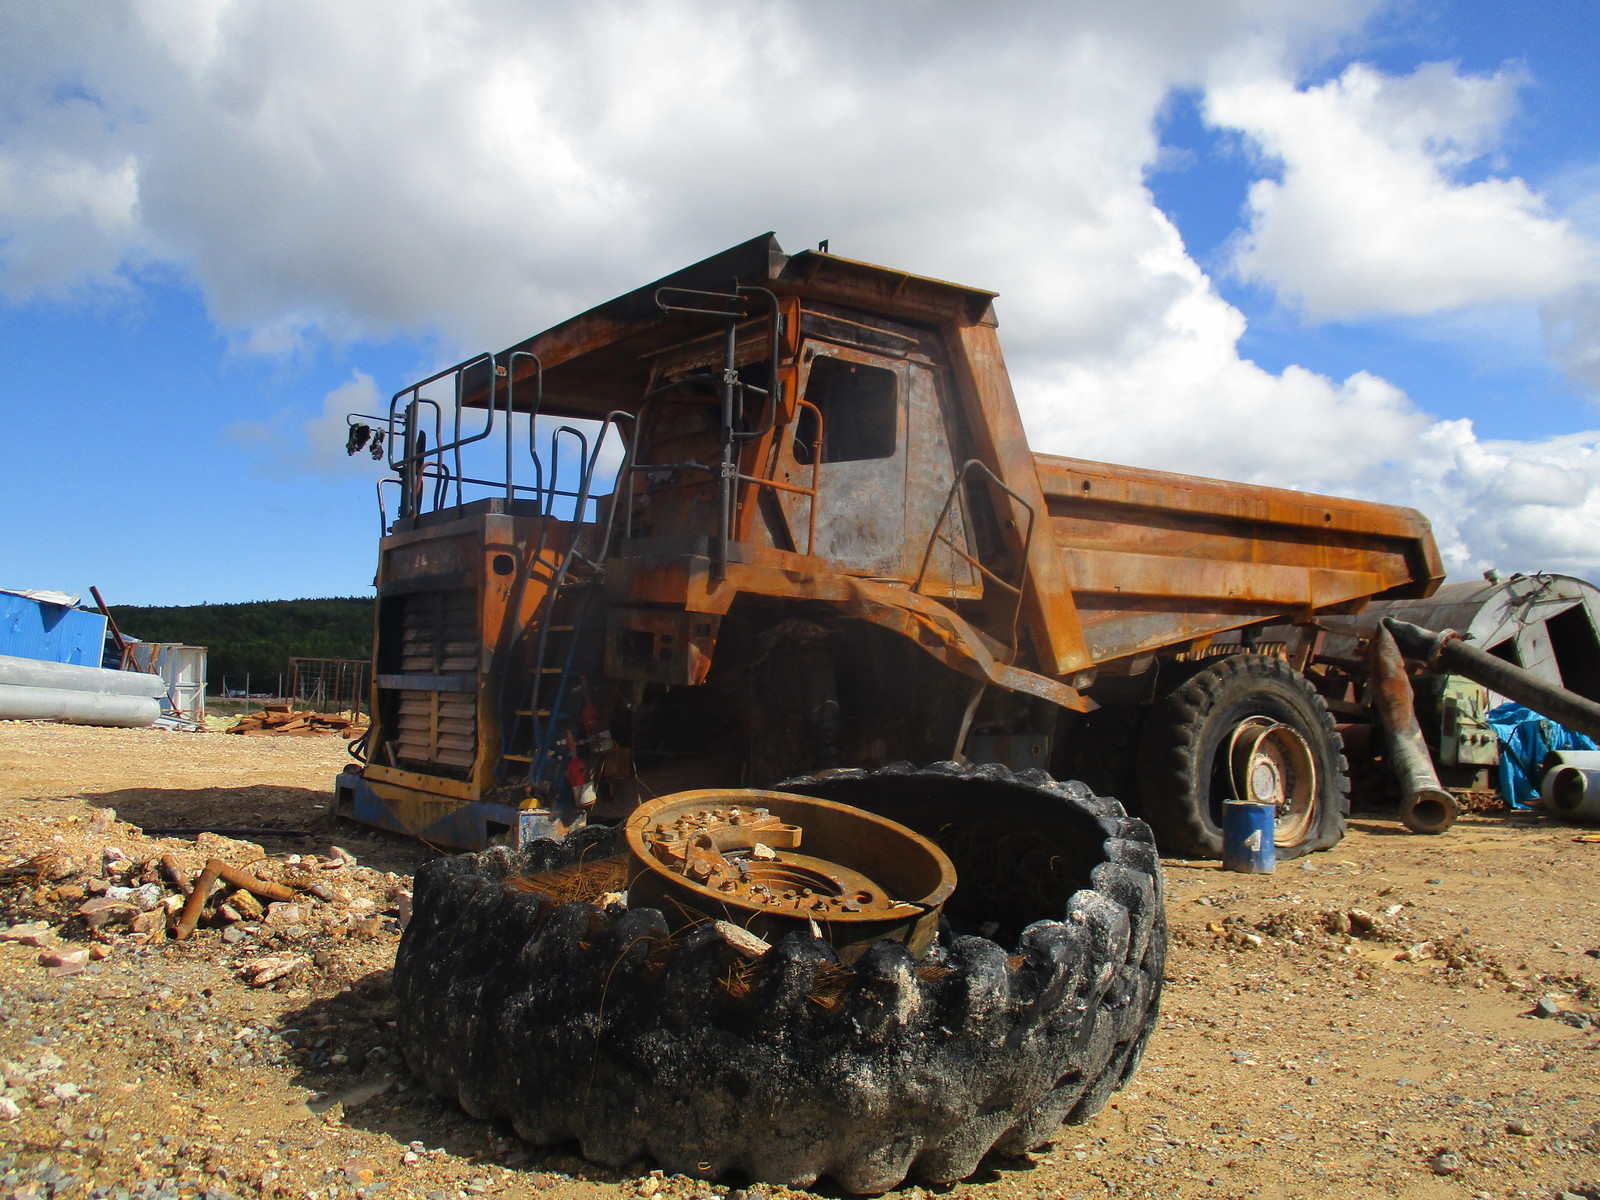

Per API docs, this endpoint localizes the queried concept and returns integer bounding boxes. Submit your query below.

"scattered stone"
[129,910,167,936]
[265,903,306,929]
[1558,1011,1593,1030]
[86,945,110,961]
[712,921,772,959]
[0,1097,19,1119]
[1533,996,1562,1019]
[1,922,57,946]
[241,955,310,987]
[1428,1151,1463,1175]
[1505,1118,1533,1136]
[78,897,136,930]
[1347,909,1379,935]
[38,948,88,969]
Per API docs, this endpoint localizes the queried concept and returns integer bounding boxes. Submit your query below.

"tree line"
[110,597,374,691]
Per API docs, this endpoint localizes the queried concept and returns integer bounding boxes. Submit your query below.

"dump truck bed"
[1031,454,1444,669]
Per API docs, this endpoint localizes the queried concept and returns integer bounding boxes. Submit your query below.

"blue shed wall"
[0,595,109,665]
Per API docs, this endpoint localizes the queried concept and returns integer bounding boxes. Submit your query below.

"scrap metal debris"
[227,707,364,738]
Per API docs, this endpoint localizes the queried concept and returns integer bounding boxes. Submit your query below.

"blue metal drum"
[1222,800,1277,873]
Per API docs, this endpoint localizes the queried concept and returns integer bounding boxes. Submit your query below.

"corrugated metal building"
[0,589,108,666]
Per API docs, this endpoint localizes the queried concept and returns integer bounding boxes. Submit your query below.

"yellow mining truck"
[337,233,1443,858]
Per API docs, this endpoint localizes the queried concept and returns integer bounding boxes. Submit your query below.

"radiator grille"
[392,590,478,772]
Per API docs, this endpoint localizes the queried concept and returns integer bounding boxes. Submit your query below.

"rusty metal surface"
[623,788,956,961]
[347,234,1452,846]
[943,322,1090,675]
[1368,623,1459,835]
[604,548,1090,711]
[1035,455,1443,668]
[175,858,297,941]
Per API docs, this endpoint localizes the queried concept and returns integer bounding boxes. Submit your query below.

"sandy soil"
[0,720,1597,1200]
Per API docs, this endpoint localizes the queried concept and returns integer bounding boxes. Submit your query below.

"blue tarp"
[1487,702,1597,808]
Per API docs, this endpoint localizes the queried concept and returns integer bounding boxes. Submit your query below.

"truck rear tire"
[1134,653,1348,860]
[393,763,1164,1194]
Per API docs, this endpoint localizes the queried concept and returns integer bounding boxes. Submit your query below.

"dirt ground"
[0,721,1597,1200]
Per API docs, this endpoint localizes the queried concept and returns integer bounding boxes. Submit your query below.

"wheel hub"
[1227,718,1317,845]
[623,788,957,960]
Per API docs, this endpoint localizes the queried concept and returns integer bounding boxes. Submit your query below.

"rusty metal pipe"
[1383,617,1600,744]
[1368,623,1459,834]
[174,858,297,941]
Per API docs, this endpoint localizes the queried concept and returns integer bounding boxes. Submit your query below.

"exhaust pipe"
[1367,623,1458,834]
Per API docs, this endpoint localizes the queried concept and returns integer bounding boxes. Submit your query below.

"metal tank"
[1356,573,1600,700]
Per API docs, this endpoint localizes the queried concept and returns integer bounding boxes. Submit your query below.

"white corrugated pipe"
[0,686,161,727]
[0,654,167,696]
[0,653,166,727]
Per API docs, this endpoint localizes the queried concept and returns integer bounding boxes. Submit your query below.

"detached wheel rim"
[1226,717,1317,846]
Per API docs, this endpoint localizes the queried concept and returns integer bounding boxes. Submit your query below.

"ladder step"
[514,709,554,717]
[502,754,533,763]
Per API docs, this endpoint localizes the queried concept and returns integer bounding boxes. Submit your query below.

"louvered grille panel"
[390,589,478,774]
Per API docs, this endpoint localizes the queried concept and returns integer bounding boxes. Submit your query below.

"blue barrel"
[1222,801,1276,873]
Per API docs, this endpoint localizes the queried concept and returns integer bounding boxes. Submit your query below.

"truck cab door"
[776,342,978,591]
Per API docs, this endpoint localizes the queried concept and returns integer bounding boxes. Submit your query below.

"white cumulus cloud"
[4,0,1600,582]
[1207,61,1599,322]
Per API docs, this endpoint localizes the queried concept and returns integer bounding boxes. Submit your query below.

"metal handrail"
[913,459,1036,657]
[506,350,542,505]
[618,392,821,556]
[387,354,501,517]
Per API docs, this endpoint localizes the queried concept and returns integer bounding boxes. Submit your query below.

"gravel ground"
[0,720,1597,1200]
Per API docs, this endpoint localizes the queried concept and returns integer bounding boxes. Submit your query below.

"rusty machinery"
[333,233,1598,859]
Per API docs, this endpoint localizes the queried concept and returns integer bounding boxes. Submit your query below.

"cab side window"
[794,357,898,464]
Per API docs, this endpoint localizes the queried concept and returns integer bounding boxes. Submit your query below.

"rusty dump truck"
[336,232,1447,860]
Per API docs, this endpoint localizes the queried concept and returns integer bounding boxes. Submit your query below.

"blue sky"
[3,1,1599,604]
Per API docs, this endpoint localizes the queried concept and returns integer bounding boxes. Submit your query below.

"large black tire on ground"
[393,763,1165,1194]
[1134,653,1348,860]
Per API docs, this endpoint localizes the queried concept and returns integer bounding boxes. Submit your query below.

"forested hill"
[110,597,374,690]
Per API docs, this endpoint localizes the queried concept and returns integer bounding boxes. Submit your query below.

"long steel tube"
[716,308,737,582]
[1367,623,1459,834]
[1383,617,1600,743]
